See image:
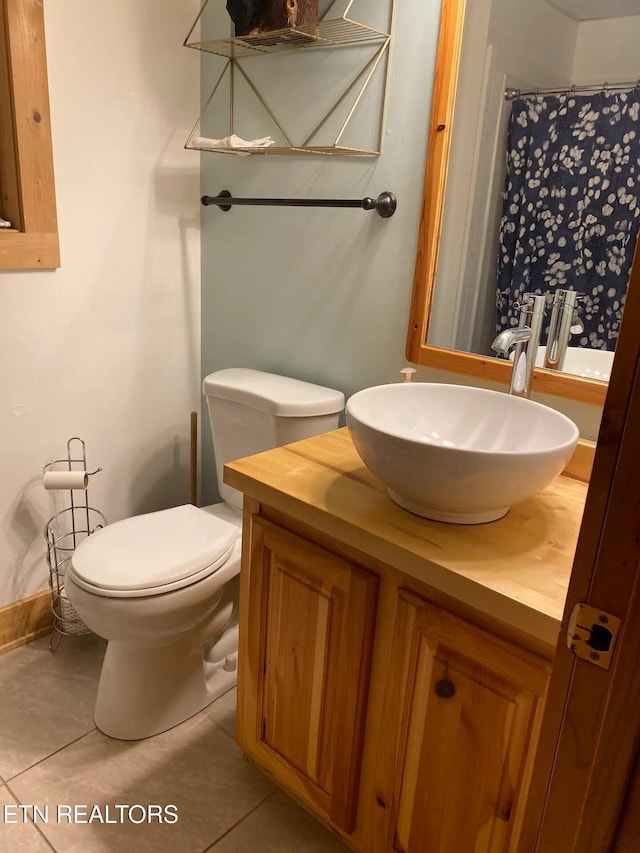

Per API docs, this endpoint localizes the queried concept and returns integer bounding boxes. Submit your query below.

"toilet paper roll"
[43,470,89,491]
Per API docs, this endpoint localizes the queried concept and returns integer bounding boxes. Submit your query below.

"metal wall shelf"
[184,0,395,157]
[184,143,380,156]
[185,17,390,59]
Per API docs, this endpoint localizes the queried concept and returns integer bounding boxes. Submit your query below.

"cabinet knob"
[435,678,456,699]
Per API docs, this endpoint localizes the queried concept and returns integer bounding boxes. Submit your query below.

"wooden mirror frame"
[405,0,607,407]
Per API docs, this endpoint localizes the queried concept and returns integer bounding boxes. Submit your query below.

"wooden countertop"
[224,428,588,649]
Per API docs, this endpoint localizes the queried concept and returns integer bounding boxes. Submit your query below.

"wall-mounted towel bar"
[201,189,397,218]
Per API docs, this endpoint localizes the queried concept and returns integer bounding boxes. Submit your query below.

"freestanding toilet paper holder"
[43,437,105,651]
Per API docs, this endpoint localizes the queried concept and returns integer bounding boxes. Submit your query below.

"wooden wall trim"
[0,231,59,268]
[0,0,59,270]
[0,590,53,656]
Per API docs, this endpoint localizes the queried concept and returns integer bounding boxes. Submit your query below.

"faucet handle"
[552,288,586,306]
[512,294,532,311]
[517,293,546,318]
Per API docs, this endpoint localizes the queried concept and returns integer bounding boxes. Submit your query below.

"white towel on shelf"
[189,134,275,155]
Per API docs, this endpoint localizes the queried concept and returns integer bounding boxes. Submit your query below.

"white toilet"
[65,369,344,740]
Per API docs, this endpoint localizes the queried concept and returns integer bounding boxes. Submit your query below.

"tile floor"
[0,634,348,852]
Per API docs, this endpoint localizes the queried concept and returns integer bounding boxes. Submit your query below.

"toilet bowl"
[66,503,242,740]
[66,369,344,740]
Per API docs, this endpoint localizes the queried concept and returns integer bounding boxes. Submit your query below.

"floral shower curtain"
[496,90,640,350]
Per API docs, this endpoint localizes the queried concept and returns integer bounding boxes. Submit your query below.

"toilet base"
[94,634,237,740]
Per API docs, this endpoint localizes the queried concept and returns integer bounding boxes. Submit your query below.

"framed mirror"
[406,0,640,406]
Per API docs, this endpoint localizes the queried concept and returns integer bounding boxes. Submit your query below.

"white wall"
[488,0,577,85]
[573,15,640,83]
[0,0,201,607]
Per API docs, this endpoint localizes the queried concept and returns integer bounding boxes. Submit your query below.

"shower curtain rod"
[505,80,640,100]
[201,189,397,218]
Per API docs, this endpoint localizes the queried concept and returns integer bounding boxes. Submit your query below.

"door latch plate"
[567,603,621,670]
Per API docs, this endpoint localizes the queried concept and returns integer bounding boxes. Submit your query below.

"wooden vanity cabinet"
[372,590,550,853]
[237,515,379,834]
[237,509,551,852]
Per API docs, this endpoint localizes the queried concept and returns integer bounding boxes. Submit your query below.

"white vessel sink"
[346,383,579,524]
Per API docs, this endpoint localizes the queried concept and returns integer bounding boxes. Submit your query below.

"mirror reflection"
[427,0,640,383]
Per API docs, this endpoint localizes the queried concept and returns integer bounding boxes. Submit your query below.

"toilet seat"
[70,504,239,598]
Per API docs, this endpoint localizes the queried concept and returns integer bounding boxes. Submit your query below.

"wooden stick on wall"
[190,411,198,506]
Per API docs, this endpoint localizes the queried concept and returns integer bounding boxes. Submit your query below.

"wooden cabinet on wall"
[237,509,552,853]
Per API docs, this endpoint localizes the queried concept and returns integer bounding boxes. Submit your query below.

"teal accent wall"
[200,1,602,503]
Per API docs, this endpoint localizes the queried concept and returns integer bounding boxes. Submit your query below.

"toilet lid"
[71,504,238,593]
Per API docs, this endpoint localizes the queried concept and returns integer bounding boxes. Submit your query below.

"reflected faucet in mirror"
[545,290,584,372]
[492,293,545,397]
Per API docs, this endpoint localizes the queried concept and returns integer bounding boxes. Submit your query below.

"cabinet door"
[373,590,550,853]
[241,516,378,834]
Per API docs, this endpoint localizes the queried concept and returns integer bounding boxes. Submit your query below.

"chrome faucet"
[492,293,545,398]
[544,289,582,372]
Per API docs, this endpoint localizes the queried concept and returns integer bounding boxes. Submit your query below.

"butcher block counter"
[225,427,587,650]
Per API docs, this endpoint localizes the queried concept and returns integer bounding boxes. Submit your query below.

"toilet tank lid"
[202,369,345,417]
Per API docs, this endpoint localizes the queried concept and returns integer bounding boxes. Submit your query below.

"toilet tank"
[203,368,345,511]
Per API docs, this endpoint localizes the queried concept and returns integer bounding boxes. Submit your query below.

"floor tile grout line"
[5,726,98,783]
[200,789,278,852]
[208,717,236,742]
[3,779,58,852]
[32,821,57,852]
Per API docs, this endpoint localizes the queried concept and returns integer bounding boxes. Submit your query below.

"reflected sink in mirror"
[509,346,615,383]
[346,383,579,525]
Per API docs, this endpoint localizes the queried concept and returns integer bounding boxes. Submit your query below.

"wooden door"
[613,743,640,851]
[239,516,378,834]
[520,241,640,849]
[374,590,550,853]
